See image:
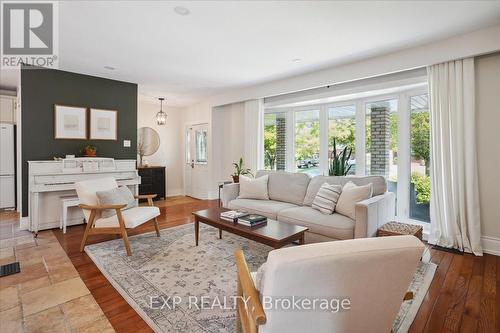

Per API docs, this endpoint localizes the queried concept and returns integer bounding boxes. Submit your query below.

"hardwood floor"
[43,197,500,332]
[53,196,218,333]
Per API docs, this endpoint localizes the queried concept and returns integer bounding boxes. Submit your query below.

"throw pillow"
[335,181,373,219]
[238,175,269,200]
[96,186,137,218]
[311,183,342,214]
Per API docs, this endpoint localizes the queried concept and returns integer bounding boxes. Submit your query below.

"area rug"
[85,224,436,333]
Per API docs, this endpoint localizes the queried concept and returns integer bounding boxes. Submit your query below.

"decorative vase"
[232,175,239,183]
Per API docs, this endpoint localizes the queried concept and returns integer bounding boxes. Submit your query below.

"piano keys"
[28,158,140,236]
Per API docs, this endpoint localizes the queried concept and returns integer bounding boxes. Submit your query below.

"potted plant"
[82,145,97,157]
[328,138,352,176]
[232,157,253,183]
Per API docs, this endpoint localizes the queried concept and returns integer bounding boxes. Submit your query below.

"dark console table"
[137,166,166,201]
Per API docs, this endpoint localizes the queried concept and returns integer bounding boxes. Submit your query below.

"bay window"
[263,85,431,224]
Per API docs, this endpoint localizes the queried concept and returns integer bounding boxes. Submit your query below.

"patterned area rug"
[85,224,436,333]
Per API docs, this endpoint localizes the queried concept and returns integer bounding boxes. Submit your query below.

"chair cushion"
[256,170,310,205]
[303,175,387,206]
[96,186,137,218]
[228,199,298,220]
[238,175,269,200]
[278,206,355,240]
[94,206,160,229]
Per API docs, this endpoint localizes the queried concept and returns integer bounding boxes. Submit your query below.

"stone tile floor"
[0,211,115,333]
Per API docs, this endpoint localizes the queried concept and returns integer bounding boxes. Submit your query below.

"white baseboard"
[166,189,184,197]
[481,236,500,256]
[207,190,219,200]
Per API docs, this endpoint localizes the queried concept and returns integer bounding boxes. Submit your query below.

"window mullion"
[286,109,295,172]
[319,105,329,175]
[397,93,411,219]
[355,100,365,175]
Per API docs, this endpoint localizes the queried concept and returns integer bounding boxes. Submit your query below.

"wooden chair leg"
[116,209,132,256]
[121,227,132,256]
[80,210,96,252]
[153,217,160,237]
[147,197,161,237]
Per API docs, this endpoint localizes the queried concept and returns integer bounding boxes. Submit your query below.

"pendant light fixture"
[156,98,167,125]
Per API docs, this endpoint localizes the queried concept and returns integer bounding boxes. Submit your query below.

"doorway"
[184,123,209,199]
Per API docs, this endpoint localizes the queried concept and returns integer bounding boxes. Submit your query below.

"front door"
[184,123,209,199]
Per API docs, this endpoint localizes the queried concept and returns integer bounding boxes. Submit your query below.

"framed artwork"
[89,108,118,140]
[54,105,87,139]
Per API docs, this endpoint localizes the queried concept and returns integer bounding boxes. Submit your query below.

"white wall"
[137,101,184,196]
[212,102,246,185]
[475,52,500,247]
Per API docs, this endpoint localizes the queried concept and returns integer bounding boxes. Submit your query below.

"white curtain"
[427,58,482,255]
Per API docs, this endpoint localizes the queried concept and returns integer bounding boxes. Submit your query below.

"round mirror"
[137,127,160,156]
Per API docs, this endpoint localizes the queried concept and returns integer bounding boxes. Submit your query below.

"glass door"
[409,94,431,222]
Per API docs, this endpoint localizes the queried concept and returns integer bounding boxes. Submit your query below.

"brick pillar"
[276,115,286,170]
[370,104,390,176]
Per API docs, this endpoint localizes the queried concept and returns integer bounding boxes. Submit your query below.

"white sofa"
[222,170,395,242]
[238,235,424,333]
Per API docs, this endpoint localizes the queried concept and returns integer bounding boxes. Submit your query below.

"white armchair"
[75,178,161,256]
[235,235,424,333]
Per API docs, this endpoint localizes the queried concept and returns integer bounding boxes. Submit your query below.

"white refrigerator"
[0,123,15,209]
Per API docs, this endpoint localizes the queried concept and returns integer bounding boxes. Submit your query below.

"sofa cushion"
[311,183,342,214]
[303,175,387,206]
[278,206,355,240]
[256,170,310,205]
[228,198,298,220]
[335,182,373,220]
[238,175,269,200]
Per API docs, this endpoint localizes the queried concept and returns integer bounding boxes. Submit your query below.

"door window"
[195,129,207,164]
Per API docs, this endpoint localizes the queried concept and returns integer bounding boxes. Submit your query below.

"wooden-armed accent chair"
[75,178,161,256]
[235,250,266,333]
[235,235,424,333]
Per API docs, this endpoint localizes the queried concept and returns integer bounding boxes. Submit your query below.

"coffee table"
[192,208,308,248]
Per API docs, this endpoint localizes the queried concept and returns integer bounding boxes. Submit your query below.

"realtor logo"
[1,1,58,68]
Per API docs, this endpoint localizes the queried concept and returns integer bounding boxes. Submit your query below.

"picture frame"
[89,108,118,140]
[54,105,87,140]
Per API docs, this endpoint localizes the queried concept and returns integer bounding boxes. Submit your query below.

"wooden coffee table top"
[192,207,308,248]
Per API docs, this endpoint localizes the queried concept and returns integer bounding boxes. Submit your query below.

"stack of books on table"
[220,210,249,223]
[237,214,267,227]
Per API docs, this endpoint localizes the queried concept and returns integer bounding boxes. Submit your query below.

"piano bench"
[60,196,83,234]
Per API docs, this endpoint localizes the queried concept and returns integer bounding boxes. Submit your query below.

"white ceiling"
[1,1,500,107]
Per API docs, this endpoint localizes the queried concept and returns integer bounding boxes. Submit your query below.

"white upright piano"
[28,158,140,235]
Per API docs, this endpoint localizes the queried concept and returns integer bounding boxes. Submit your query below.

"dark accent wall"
[21,66,137,216]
